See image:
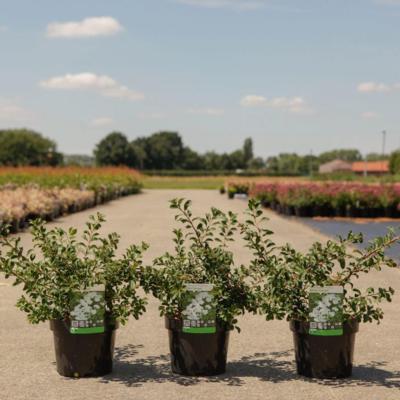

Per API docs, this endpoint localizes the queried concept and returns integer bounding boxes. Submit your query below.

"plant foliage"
[0,213,148,324]
[242,199,399,323]
[141,198,255,330]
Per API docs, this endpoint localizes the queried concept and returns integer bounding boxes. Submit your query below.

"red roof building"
[351,160,389,175]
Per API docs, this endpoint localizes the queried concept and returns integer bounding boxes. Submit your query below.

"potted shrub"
[141,198,255,376]
[227,182,251,200]
[242,199,399,379]
[228,187,236,199]
[0,213,147,378]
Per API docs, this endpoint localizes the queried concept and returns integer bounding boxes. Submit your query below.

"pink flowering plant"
[250,182,400,218]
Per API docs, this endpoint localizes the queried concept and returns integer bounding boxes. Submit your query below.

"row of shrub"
[223,181,400,218]
[0,199,397,379]
[0,167,142,232]
[224,181,252,198]
[250,182,400,218]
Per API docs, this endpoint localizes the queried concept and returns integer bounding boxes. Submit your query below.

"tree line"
[0,128,397,175]
[94,131,258,171]
[94,131,391,175]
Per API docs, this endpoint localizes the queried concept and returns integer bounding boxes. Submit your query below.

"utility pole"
[364,153,367,177]
[382,130,387,157]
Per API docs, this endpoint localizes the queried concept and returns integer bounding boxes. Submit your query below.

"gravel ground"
[0,190,399,400]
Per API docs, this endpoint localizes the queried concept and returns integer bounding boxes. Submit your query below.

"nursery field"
[226,181,400,219]
[0,189,399,400]
[0,167,142,231]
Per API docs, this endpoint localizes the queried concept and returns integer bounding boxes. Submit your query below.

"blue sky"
[1,0,400,157]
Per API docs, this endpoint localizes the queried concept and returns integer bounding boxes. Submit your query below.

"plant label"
[182,283,216,334]
[70,285,105,334]
[309,286,343,336]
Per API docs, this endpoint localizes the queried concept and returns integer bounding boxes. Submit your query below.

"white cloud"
[46,17,123,38]
[175,0,267,9]
[357,81,391,93]
[90,117,113,127]
[40,73,144,100]
[187,107,224,116]
[240,94,312,114]
[240,95,268,107]
[361,111,379,119]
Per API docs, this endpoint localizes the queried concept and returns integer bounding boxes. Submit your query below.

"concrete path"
[0,190,399,400]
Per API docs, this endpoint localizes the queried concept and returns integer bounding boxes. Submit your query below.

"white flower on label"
[184,292,213,320]
[71,292,103,321]
[310,294,341,323]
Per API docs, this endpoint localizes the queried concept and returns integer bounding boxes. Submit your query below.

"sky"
[1,0,400,157]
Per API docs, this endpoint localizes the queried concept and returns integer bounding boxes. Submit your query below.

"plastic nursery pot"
[50,318,118,378]
[294,206,313,218]
[282,205,295,216]
[165,317,230,376]
[313,205,334,217]
[290,320,359,379]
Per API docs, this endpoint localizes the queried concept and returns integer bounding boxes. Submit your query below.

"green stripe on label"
[70,326,105,334]
[309,329,343,336]
[183,327,216,334]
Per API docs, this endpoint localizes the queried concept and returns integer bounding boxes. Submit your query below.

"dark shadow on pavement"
[100,345,400,389]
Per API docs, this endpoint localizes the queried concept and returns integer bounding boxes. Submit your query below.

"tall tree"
[243,137,254,164]
[248,157,265,170]
[366,152,389,161]
[0,129,61,166]
[133,131,184,170]
[181,147,204,170]
[229,149,246,170]
[94,132,135,166]
[266,153,307,175]
[319,149,362,164]
[389,150,400,174]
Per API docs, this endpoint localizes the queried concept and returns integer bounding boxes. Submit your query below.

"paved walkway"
[0,190,399,400]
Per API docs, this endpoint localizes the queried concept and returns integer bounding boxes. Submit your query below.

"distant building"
[352,160,389,175]
[319,159,352,174]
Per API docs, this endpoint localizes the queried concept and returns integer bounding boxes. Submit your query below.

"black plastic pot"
[334,205,346,217]
[165,317,230,376]
[313,205,334,217]
[282,205,294,216]
[290,320,359,379]
[345,206,362,218]
[384,205,396,218]
[50,318,118,378]
[294,206,313,217]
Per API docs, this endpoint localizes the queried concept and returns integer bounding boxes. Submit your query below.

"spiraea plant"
[241,199,399,323]
[141,198,256,331]
[0,213,148,324]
